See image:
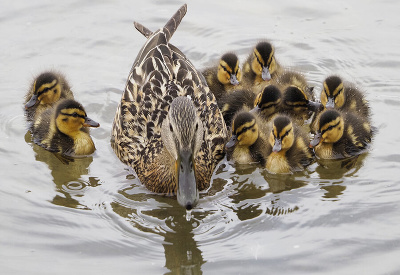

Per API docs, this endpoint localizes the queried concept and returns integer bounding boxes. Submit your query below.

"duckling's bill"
[84,116,100,128]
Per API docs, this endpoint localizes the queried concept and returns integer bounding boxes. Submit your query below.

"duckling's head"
[310,109,344,147]
[269,115,294,152]
[283,86,323,119]
[26,72,63,109]
[217,53,242,86]
[161,96,204,210]
[251,41,277,81]
[55,99,100,137]
[320,75,345,109]
[226,112,259,149]
[252,85,282,118]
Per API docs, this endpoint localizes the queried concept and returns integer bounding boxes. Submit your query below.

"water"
[1,0,400,274]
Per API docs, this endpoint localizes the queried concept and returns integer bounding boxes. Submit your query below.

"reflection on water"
[25,131,99,209]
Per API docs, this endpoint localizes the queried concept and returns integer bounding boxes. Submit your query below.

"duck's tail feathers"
[134,22,153,38]
[163,4,187,42]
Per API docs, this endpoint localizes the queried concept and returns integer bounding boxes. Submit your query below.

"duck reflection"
[25,131,99,209]
[111,192,204,275]
[315,153,367,199]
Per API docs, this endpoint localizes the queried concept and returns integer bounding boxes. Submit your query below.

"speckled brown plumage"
[111,4,227,195]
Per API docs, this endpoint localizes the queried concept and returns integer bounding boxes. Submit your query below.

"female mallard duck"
[242,41,283,93]
[201,52,242,103]
[32,99,99,156]
[310,109,373,159]
[25,71,74,122]
[111,4,227,210]
[226,112,314,173]
[320,75,370,117]
[265,115,314,173]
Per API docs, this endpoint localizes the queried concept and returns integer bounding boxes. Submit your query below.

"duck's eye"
[169,123,173,132]
[195,123,198,132]
[72,113,79,118]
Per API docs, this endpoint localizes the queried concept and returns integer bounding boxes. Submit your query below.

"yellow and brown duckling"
[252,84,283,121]
[226,112,314,173]
[32,99,99,157]
[242,41,283,92]
[281,85,323,124]
[111,5,227,209]
[24,71,74,122]
[202,52,242,103]
[226,111,270,166]
[310,109,373,159]
[265,115,314,174]
[320,75,370,117]
[220,89,257,128]
[271,70,315,101]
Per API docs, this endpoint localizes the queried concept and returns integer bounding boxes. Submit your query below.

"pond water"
[1,0,400,274]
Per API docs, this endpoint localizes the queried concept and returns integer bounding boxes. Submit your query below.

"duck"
[225,111,270,166]
[111,4,228,210]
[24,71,74,123]
[201,52,242,103]
[219,89,256,128]
[241,41,283,93]
[32,99,100,157]
[226,112,314,173]
[310,109,373,159]
[320,75,370,117]
[251,84,283,121]
[265,115,314,173]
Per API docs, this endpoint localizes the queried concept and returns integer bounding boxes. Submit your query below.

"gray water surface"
[1,1,400,274]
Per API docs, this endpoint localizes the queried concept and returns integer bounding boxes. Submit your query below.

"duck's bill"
[249,106,261,114]
[225,135,238,149]
[25,94,38,109]
[272,138,282,152]
[325,97,335,109]
[177,150,199,210]
[230,74,239,86]
[310,132,322,148]
[262,67,271,81]
[84,117,100,128]
[308,100,324,113]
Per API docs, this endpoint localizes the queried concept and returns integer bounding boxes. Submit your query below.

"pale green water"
[1,1,400,274]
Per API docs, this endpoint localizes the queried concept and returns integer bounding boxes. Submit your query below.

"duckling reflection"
[110,191,204,274]
[25,131,97,209]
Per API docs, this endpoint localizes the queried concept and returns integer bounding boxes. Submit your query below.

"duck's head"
[251,41,277,81]
[217,53,242,86]
[226,112,259,149]
[252,85,282,118]
[161,96,204,210]
[26,72,64,109]
[55,99,100,137]
[269,115,294,153]
[283,85,323,119]
[320,76,345,109]
[310,109,344,147]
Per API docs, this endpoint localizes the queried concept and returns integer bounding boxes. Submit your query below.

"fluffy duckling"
[202,52,242,102]
[226,111,270,166]
[242,41,283,93]
[310,109,373,159]
[25,71,74,122]
[32,99,100,157]
[271,70,315,101]
[251,84,283,121]
[320,75,370,117]
[265,115,314,173]
[281,85,323,124]
[220,89,256,128]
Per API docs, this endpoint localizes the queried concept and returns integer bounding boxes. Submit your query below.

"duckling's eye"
[72,113,79,118]
[281,128,292,139]
[220,64,228,72]
[169,123,173,132]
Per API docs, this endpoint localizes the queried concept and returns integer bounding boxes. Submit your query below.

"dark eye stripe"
[321,121,340,135]
[37,81,58,97]
[60,112,86,119]
[236,122,255,137]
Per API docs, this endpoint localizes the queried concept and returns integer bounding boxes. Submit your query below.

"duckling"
[310,109,373,159]
[265,115,314,173]
[202,52,242,103]
[111,4,227,209]
[251,84,283,121]
[320,75,370,117]
[220,89,256,128]
[242,41,283,93]
[271,70,315,101]
[226,111,270,166]
[281,85,323,124]
[32,99,99,157]
[24,71,74,122]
